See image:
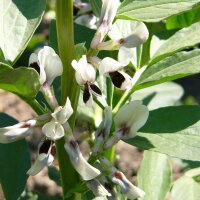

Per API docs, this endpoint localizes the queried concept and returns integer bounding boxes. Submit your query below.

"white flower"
[29,46,63,85]
[99,55,132,90]
[104,101,149,149]
[87,179,111,197]
[100,157,145,200]
[91,0,120,48]
[71,55,102,106]
[64,139,100,180]
[42,97,73,140]
[0,120,36,143]
[112,171,145,200]
[98,20,149,51]
[75,14,97,29]
[27,139,55,176]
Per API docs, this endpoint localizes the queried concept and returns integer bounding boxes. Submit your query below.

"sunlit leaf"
[151,22,200,64]
[136,50,200,89]
[138,151,171,200]
[117,0,200,22]
[126,105,200,161]
[0,64,40,99]
[0,0,46,64]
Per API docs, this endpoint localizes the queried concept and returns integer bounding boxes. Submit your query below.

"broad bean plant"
[1,0,200,199]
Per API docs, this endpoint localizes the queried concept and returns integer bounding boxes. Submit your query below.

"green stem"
[56,1,80,199]
[112,89,135,115]
[136,45,142,68]
[24,99,45,115]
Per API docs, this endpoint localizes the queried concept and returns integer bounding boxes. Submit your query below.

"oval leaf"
[0,0,46,64]
[136,49,200,89]
[0,64,40,99]
[138,151,171,200]
[151,22,200,64]
[126,105,200,161]
[171,176,200,200]
[0,113,31,200]
[117,0,200,22]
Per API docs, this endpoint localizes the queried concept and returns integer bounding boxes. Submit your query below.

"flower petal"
[28,139,54,176]
[72,55,96,85]
[42,120,65,140]
[75,14,97,29]
[29,53,40,74]
[52,97,73,124]
[112,171,145,200]
[122,22,149,48]
[0,120,36,144]
[29,52,46,85]
[90,83,102,96]
[27,153,54,176]
[38,46,63,85]
[99,57,122,75]
[99,0,120,30]
[87,179,111,197]
[83,85,93,107]
[114,101,149,138]
[109,71,132,90]
[64,140,100,180]
[118,47,133,67]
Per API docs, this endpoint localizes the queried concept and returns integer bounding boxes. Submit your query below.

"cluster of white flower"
[0,0,150,199]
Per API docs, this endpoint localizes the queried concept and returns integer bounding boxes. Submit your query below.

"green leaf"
[0,0,46,64]
[136,49,200,89]
[0,113,31,200]
[48,166,61,186]
[126,105,200,161]
[166,6,200,30]
[171,176,200,200]
[117,0,200,22]
[75,43,87,60]
[0,64,40,99]
[89,0,102,17]
[138,151,171,200]
[132,82,183,110]
[151,22,200,64]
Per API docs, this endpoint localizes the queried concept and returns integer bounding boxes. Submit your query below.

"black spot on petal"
[39,139,52,154]
[109,71,125,88]
[90,84,102,96]
[83,85,91,104]
[29,62,40,74]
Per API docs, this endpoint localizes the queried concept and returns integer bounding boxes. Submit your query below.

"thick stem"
[56,0,80,199]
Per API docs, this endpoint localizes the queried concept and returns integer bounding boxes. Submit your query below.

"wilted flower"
[100,157,145,200]
[42,97,73,140]
[27,139,55,176]
[71,55,102,106]
[87,179,111,197]
[91,0,120,48]
[29,46,63,86]
[104,100,149,149]
[112,171,145,200]
[64,138,100,180]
